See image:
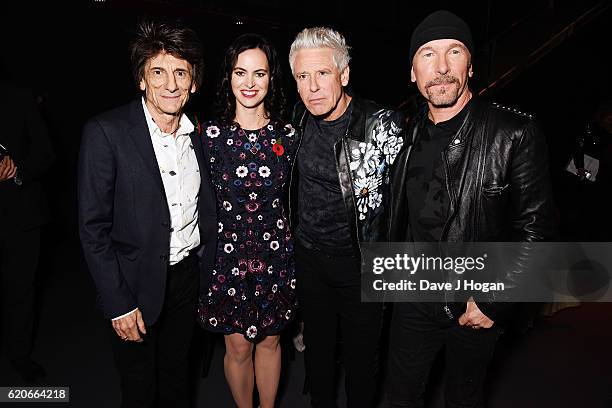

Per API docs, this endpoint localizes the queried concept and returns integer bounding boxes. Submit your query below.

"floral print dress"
[198,120,297,342]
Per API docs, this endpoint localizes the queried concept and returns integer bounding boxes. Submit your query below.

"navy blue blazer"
[78,98,217,325]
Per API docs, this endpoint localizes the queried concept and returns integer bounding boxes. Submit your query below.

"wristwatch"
[14,169,22,186]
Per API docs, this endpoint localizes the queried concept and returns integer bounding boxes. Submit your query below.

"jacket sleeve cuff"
[111,308,138,321]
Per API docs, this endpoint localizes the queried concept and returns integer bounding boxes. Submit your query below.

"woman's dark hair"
[216,33,286,125]
[130,19,204,90]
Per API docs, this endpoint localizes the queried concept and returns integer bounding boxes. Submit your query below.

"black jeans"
[388,303,501,408]
[110,253,199,408]
[0,228,40,361]
[295,243,383,408]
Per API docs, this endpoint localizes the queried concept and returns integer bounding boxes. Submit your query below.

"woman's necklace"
[245,128,261,154]
[239,117,269,155]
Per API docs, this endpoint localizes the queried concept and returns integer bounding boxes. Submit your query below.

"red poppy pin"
[192,114,202,135]
[272,139,285,156]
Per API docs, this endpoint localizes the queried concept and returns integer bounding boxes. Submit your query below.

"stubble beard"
[425,75,461,108]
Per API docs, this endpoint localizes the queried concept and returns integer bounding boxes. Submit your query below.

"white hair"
[289,27,351,75]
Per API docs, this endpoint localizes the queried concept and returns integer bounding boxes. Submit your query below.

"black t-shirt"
[295,103,356,254]
[406,100,472,242]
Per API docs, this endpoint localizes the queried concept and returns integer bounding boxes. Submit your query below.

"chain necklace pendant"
[250,146,259,154]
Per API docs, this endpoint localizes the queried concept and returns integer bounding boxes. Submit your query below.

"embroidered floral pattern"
[198,121,297,342]
[206,125,220,138]
[348,110,404,220]
[246,325,258,339]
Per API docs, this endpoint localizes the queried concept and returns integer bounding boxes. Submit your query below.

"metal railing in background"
[477,1,611,96]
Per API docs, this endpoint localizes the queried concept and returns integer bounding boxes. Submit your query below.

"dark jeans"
[0,228,40,360]
[388,303,501,408]
[295,243,383,408]
[110,253,199,408]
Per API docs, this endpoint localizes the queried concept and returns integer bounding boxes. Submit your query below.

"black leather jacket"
[389,97,556,321]
[291,95,406,253]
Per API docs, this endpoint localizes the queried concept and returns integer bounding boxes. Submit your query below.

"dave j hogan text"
[372,279,505,293]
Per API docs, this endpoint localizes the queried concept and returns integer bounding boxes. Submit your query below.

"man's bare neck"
[145,102,181,136]
[428,90,472,124]
[323,94,352,122]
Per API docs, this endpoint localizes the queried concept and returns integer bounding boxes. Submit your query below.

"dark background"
[2,0,611,239]
[0,1,611,406]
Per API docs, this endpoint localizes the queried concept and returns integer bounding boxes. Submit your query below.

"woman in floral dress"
[198,33,297,408]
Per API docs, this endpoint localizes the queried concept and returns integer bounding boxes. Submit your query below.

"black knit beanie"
[409,10,474,65]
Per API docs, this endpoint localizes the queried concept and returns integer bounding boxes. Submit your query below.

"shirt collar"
[141,97,195,139]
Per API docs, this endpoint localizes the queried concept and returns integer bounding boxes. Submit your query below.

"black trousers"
[295,243,383,408]
[110,253,199,408]
[387,303,501,408]
[0,227,40,360]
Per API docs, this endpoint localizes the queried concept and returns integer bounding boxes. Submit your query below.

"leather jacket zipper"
[287,128,305,230]
[337,135,362,256]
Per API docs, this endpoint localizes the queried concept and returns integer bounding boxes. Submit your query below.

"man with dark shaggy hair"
[78,19,216,407]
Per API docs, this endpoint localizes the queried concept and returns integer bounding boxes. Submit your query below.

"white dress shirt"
[142,97,201,264]
[111,100,201,321]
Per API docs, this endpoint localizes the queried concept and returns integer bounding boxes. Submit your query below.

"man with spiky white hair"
[288,26,405,407]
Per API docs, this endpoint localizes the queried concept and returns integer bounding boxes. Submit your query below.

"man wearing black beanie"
[387,10,555,407]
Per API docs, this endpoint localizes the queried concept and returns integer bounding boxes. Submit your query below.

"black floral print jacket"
[291,95,406,253]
